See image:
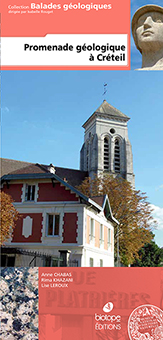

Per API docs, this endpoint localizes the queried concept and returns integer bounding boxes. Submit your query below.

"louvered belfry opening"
[104,137,109,170]
[114,139,120,172]
[86,143,89,170]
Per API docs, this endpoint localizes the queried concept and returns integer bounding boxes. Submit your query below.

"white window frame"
[108,228,111,250]
[89,218,95,243]
[25,184,36,201]
[100,224,104,248]
[46,214,60,237]
[22,183,38,203]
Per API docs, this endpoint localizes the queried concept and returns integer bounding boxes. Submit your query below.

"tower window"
[114,139,120,172]
[104,137,110,170]
[86,143,89,170]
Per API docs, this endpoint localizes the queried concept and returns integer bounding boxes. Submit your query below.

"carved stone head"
[132,5,163,54]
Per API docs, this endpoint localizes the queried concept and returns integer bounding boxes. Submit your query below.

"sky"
[131,0,163,69]
[1,70,163,248]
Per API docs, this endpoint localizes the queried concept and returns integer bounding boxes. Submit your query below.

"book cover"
[1,0,163,339]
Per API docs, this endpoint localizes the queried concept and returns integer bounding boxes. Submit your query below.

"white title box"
[1,34,128,66]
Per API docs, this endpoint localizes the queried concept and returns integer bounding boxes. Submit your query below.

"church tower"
[80,100,135,187]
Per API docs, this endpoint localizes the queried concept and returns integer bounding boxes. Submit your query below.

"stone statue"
[132,4,163,70]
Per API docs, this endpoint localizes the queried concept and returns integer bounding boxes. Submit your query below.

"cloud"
[22,120,37,129]
[2,107,9,113]
[150,204,163,230]
[156,184,163,190]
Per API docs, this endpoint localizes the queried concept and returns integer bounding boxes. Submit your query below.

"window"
[44,257,51,267]
[90,218,95,242]
[47,214,60,236]
[44,257,60,267]
[114,139,120,172]
[104,137,110,170]
[100,224,104,246]
[108,229,111,248]
[1,255,15,267]
[90,258,94,267]
[86,143,89,170]
[25,184,35,201]
[100,259,103,267]
[110,128,115,134]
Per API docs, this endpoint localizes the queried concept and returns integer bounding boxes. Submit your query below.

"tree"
[131,239,163,267]
[77,175,157,266]
[0,191,19,245]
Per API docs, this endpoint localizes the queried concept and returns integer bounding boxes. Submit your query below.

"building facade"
[1,163,117,267]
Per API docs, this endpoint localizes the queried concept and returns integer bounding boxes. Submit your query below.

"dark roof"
[55,166,88,187]
[0,158,33,177]
[83,100,130,128]
[91,196,105,208]
[0,158,88,187]
[9,163,48,175]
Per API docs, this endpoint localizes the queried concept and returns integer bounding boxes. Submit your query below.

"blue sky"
[1,70,163,248]
[131,0,163,69]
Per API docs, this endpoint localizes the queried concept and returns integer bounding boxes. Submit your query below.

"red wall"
[62,213,78,243]
[38,183,78,202]
[12,213,43,243]
[2,184,22,202]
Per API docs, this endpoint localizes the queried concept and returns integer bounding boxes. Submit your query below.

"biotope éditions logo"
[94,302,121,331]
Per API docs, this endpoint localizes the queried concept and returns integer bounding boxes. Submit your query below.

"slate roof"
[83,100,130,128]
[55,166,88,187]
[91,196,105,208]
[0,158,88,187]
[8,164,48,175]
[0,158,32,177]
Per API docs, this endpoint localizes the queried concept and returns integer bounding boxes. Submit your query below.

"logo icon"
[103,302,114,313]
[128,304,163,340]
